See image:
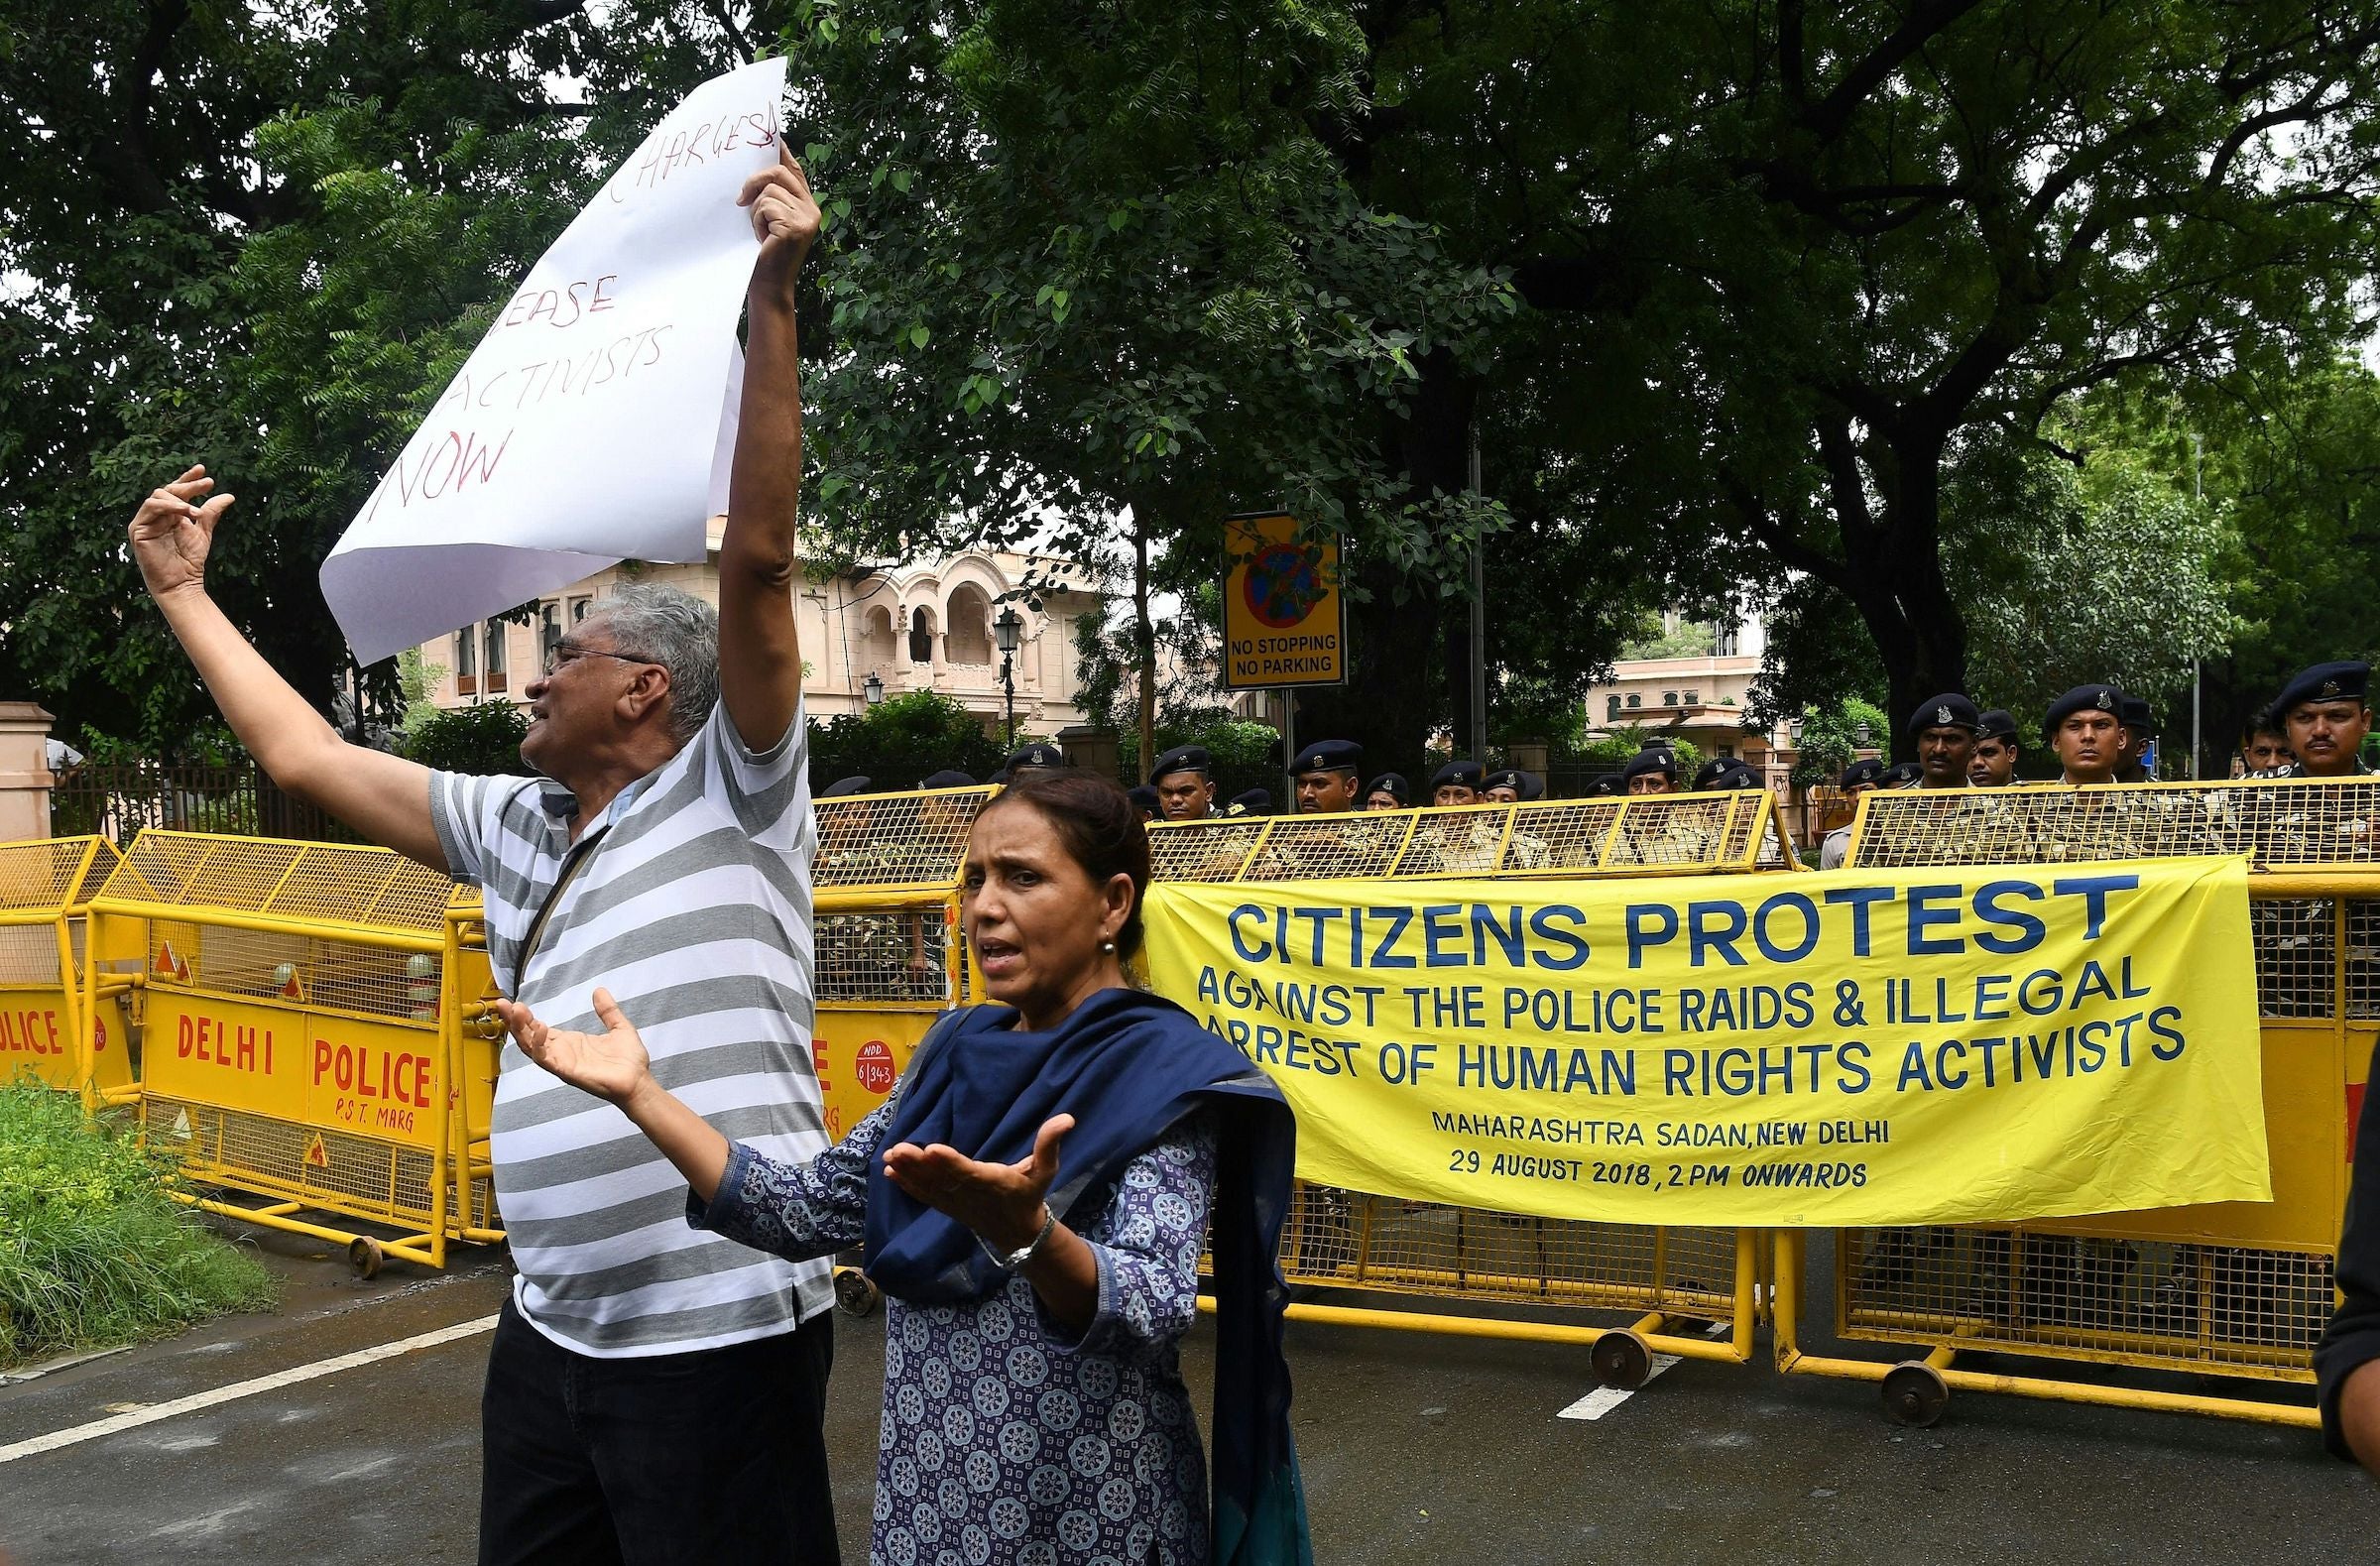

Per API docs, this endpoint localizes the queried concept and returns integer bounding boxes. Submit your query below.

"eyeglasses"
[542,641,658,678]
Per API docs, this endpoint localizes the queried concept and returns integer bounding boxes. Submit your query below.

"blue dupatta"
[864,987,1313,1566]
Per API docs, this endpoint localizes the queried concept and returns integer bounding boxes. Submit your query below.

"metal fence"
[51,764,353,845]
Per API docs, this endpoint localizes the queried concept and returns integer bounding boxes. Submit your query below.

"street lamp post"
[994,607,1023,750]
[862,671,885,708]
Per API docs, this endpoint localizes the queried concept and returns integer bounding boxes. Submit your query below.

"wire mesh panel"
[812,786,993,891]
[1280,1187,1738,1319]
[144,1095,438,1230]
[1148,795,1773,884]
[815,909,958,1005]
[1817,775,2379,1415]
[1847,777,2380,870]
[0,836,110,909]
[1147,819,1269,883]
[96,830,455,933]
[1841,1228,2332,1380]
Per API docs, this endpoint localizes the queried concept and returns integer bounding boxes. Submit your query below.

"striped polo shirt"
[430,701,831,1357]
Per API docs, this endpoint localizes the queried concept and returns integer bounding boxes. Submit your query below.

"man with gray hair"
[124,148,837,1563]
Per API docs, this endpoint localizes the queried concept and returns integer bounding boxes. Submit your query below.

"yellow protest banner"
[1141,857,2269,1226]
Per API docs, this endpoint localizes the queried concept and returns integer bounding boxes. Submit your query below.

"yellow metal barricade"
[88,830,505,1274]
[1775,777,2379,1428]
[1154,792,1792,1385]
[810,784,993,1310]
[0,836,133,1106]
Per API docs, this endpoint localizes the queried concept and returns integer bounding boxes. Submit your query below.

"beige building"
[416,520,1104,732]
[1582,612,1802,787]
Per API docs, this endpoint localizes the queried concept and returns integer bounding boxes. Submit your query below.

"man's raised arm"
[127,468,444,869]
[714,145,822,754]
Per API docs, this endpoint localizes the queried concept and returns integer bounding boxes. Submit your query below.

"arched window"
[907,606,937,664]
[1606,694,1622,721]
[862,605,898,674]
[946,584,994,665]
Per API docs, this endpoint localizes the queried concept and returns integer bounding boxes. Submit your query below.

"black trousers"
[478,1298,840,1566]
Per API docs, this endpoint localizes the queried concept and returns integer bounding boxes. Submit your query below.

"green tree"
[808,690,1005,789]
[398,700,530,776]
[779,0,1514,770]
[0,1,746,754]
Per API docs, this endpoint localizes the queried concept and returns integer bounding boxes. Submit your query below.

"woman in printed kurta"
[495,773,1310,1566]
[698,1092,1218,1564]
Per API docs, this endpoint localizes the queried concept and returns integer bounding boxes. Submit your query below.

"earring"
[1101,940,1117,954]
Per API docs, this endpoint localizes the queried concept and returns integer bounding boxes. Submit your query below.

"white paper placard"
[321,56,789,665]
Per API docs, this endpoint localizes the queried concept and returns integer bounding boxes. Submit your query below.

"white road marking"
[0,1314,498,1466]
[1556,1352,1681,1421]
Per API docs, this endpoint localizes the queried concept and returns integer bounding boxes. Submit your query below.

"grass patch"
[0,1077,276,1366]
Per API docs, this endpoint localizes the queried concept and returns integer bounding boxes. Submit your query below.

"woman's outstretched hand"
[494,987,653,1107]
[883,1114,1076,1254]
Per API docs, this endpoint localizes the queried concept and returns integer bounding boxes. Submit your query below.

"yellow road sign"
[1221,512,1345,689]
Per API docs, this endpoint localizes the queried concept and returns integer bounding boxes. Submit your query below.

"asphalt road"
[2,1222,2375,1564]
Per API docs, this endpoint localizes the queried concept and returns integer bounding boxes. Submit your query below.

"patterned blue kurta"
[691,1100,1220,1566]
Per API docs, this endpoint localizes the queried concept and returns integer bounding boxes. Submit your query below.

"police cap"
[1840,758,1886,790]
[1367,773,1412,806]
[1975,709,2019,744]
[2273,661,2371,720]
[1907,692,1982,738]
[1005,742,1067,773]
[1585,775,1622,798]
[1230,787,1272,815]
[918,769,977,789]
[1695,758,1761,791]
[1147,745,1212,784]
[1431,758,1486,790]
[1126,784,1159,815]
[1482,768,1544,800]
[2117,694,2156,736]
[2042,684,2123,737]
[819,776,873,797]
[1289,739,1363,778]
[1620,748,1678,784]
[1884,761,1923,787]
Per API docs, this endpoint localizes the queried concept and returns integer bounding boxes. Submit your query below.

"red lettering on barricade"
[0,1009,60,1054]
[856,1039,895,1097]
[311,1038,432,1108]
[178,1012,275,1074]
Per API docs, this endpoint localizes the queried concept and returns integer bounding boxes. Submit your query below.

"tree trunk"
[1131,521,1156,774]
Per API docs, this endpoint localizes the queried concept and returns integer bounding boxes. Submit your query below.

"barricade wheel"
[1590,1329,1653,1390]
[348,1238,385,1281]
[1881,1361,1949,1428]
[835,1267,883,1318]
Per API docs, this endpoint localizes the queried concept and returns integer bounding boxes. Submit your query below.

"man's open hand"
[741,142,820,303]
[128,466,234,603]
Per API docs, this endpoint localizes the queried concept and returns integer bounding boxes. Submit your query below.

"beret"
[1907,692,1982,737]
[1229,787,1272,814]
[1975,708,2019,743]
[1004,742,1066,771]
[1367,772,1412,805]
[1585,775,1622,797]
[1620,748,1678,783]
[1147,745,1212,783]
[2043,684,2123,736]
[1289,739,1364,777]
[1840,758,1886,789]
[918,769,977,789]
[2117,695,2155,734]
[2274,661,2370,719]
[1431,758,1486,789]
[819,776,873,797]
[1482,768,1544,800]
[1126,784,1159,812]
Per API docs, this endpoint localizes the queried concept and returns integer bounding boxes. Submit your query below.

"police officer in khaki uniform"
[1819,758,1887,870]
[2044,685,2125,785]
[1969,709,2021,787]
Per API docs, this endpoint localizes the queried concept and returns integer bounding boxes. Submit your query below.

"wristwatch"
[983,1204,1057,1269]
